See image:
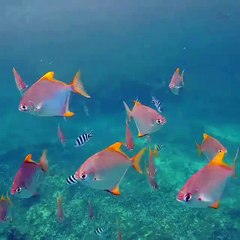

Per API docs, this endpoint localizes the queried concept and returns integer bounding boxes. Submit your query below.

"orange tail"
[39,150,48,172]
[71,71,90,98]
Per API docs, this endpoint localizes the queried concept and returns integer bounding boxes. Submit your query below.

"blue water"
[0,1,239,239]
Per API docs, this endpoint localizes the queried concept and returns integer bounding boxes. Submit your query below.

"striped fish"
[151,96,163,113]
[74,131,93,147]
[66,175,78,185]
[156,144,163,152]
[94,227,105,236]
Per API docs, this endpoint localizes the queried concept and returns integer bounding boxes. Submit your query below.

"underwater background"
[0,0,240,239]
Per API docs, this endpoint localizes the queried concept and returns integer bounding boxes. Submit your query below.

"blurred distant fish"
[125,121,134,151]
[58,124,66,146]
[88,198,94,220]
[169,68,184,95]
[11,150,48,199]
[56,192,64,223]
[95,227,105,237]
[13,68,28,95]
[123,100,167,137]
[196,133,227,161]
[83,104,90,117]
[151,96,163,113]
[18,71,90,117]
[74,131,93,147]
[117,218,122,240]
[0,193,13,222]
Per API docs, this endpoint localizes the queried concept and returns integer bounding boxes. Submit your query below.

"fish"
[95,227,105,237]
[196,133,227,161]
[125,121,134,151]
[0,193,13,222]
[19,71,90,117]
[13,67,28,95]
[67,142,146,195]
[74,131,93,147]
[177,148,239,208]
[88,198,94,220]
[123,100,167,138]
[56,192,64,223]
[58,124,66,146]
[66,175,78,185]
[146,146,159,190]
[169,68,184,95]
[11,150,48,199]
[151,96,163,113]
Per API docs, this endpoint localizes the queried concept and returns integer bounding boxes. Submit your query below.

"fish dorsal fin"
[40,72,55,81]
[203,133,210,140]
[134,100,141,106]
[24,154,33,163]
[176,68,180,74]
[107,142,124,153]
[209,151,229,169]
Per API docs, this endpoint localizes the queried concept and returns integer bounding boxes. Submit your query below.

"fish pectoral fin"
[210,200,220,209]
[64,111,75,117]
[107,186,121,195]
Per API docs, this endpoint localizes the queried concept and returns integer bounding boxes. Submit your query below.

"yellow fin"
[64,111,74,117]
[176,68,180,73]
[24,154,33,163]
[203,133,209,140]
[138,132,145,138]
[134,100,141,106]
[40,72,55,81]
[108,186,121,195]
[131,147,147,174]
[210,200,220,209]
[209,151,229,169]
[1,195,5,201]
[107,142,124,153]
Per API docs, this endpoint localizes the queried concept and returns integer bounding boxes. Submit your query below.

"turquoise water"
[0,1,240,239]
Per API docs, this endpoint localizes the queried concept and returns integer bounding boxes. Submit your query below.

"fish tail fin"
[232,147,239,178]
[39,150,48,172]
[123,101,132,122]
[131,147,147,174]
[196,142,202,156]
[181,70,185,85]
[88,130,93,138]
[71,71,90,98]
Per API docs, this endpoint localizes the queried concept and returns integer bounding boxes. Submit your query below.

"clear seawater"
[0,1,240,239]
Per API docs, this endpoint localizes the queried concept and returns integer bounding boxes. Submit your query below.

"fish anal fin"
[107,186,121,195]
[40,72,55,81]
[64,111,74,117]
[24,154,33,163]
[138,132,146,138]
[210,200,220,209]
[209,151,230,169]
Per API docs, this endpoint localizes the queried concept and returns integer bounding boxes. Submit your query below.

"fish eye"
[156,119,162,125]
[20,104,28,111]
[16,187,22,193]
[183,193,192,202]
[80,173,87,180]
[218,149,222,153]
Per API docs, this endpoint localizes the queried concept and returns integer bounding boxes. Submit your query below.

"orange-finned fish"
[125,121,134,151]
[0,193,13,222]
[11,150,48,199]
[67,142,146,195]
[177,148,239,208]
[19,71,90,117]
[169,68,184,95]
[117,218,122,240]
[13,67,28,95]
[58,124,66,146]
[88,198,94,220]
[196,133,227,161]
[57,192,64,223]
[123,100,167,138]
[146,145,160,190]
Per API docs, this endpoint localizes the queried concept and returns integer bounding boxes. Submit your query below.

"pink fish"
[196,133,227,161]
[88,198,94,220]
[146,146,159,190]
[123,100,167,137]
[19,71,90,117]
[169,68,184,95]
[11,150,48,199]
[57,192,64,223]
[67,142,146,195]
[58,124,66,146]
[13,67,28,95]
[125,121,134,151]
[0,193,13,222]
[177,148,239,208]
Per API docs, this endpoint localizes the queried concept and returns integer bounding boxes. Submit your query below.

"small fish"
[58,124,66,146]
[66,175,78,185]
[74,131,93,147]
[196,133,227,161]
[169,68,184,95]
[57,192,64,223]
[177,148,239,208]
[156,144,163,152]
[13,68,28,95]
[125,121,134,151]
[151,96,163,113]
[19,71,90,117]
[95,227,105,237]
[88,199,94,220]
[0,193,13,222]
[11,150,48,199]
[67,142,146,195]
[146,146,159,190]
[123,100,167,138]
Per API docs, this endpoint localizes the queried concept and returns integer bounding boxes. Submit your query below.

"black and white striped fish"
[74,131,93,147]
[151,96,163,113]
[156,144,163,152]
[66,175,78,185]
[94,227,105,236]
